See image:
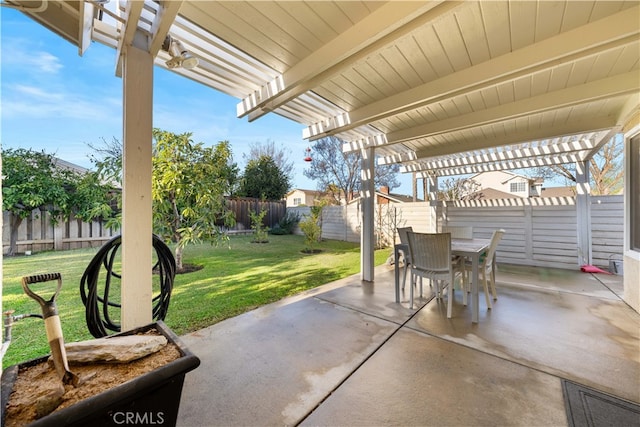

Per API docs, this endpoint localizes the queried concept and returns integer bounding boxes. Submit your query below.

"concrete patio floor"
[177,264,639,426]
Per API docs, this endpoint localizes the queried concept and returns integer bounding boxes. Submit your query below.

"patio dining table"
[394,237,490,323]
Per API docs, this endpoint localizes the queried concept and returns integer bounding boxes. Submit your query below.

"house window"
[510,181,526,192]
[631,135,640,251]
[293,197,302,206]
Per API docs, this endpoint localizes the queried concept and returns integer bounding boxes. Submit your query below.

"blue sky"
[0,8,415,194]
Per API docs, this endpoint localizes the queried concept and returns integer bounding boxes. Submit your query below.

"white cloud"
[12,84,62,100]
[2,40,63,74]
[153,102,232,144]
[3,83,121,122]
[29,51,63,73]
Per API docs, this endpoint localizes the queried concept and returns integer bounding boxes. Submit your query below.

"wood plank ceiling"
[15,0,640,178]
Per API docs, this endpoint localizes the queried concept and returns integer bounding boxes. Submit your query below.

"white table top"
[451,238,490,256]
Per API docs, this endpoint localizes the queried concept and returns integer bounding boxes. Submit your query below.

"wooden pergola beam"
[404,135,602,172]
[148,0,183,58]
[304,6,639,141]
[115,0,145,77]
[411,153,590,177]
[237,1,460,120]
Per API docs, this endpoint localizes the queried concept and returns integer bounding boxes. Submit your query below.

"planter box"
[1,321,200,427]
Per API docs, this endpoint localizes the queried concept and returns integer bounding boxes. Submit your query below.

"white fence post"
[360,147,375,282]
[576,161,592,266]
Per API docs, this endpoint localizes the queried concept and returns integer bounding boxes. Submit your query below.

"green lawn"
[2,235,390,368]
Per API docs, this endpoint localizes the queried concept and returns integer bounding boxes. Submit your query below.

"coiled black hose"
[80,234,176,338]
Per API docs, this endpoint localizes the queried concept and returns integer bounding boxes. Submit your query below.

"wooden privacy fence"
[3,197,286,255]
[225,198,286,231]
[289,195,624,270]
[2,210,119,255]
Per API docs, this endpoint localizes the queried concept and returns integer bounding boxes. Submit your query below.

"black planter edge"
[2,321,200,427]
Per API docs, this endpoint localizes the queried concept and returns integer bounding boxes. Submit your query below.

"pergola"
[9,0,639,329]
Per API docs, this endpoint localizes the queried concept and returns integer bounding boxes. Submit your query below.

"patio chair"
[396,227,413,290]
[441,225,473,239]
[461,229,505,310]
[407,232,461,317]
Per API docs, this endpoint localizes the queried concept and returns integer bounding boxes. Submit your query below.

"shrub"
[249,208,269,243]
[270,211,300,235]
[299,207,322,252]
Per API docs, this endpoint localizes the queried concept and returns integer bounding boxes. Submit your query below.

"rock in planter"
[64,335,168,363]
[1,321,200,427]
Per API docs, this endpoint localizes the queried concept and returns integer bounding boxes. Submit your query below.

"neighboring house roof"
[470,170,538,184]
[378,191,416,203]
[52,157,90,174]
[471,186,576,199]
[53,157,123,190]
[348,189,417,204]
[470,188,516,200]
[540,186,575,197]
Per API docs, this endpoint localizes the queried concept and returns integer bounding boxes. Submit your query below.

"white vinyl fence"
[290,201,436,249]
[590,195,625,268]
[290,195,624,270]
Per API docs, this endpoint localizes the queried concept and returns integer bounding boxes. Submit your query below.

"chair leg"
[435,279,442,299]
[461,269,468,306]
[490,265,498,300]
[482,270,492,310]
[401,264,408,290]
[410,273,414,309]
[446,276,453,319]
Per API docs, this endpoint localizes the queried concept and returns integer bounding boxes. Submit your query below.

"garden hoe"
[21,273,82,387]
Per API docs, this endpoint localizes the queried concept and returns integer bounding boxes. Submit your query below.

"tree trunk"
[174,244,184,272]
[8,214,24,256]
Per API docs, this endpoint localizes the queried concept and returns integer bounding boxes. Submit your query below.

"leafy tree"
[88,137,123,187]
[240,155,290,200]
[243,139,295,184]
[152,129,237,270]
[87,137,124,230]
[315,183,341,206]
[66,171,117,222]
[2,148,114,255]
[2,149,64,255]
[303,136,400,203]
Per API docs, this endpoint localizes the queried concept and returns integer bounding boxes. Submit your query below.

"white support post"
[575,161,592,266]
[427,173,438,205]
[121,37,154,331]
[428,174,439,232]
[360,147,375,282]
[412,172,417,202]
